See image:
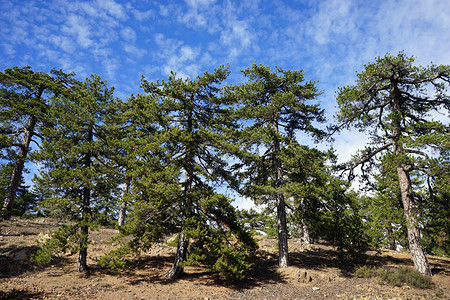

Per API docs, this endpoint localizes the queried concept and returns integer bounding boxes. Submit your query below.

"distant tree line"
[0,52,448,278]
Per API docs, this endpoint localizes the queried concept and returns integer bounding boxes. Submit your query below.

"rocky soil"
[1,217,449,299]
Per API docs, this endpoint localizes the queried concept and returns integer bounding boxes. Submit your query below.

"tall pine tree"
[231,64,325,267]
[101,66,256,280]
[0,66,76,217]
[32,74,120,272]
[334,52,450,275]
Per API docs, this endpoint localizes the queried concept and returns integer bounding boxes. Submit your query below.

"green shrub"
[354,265,433,289]
[354,265,378,278]
[397,266,433,289]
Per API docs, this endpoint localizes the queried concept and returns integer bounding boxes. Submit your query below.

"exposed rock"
[279,267,313,283]
[37,232,50,244]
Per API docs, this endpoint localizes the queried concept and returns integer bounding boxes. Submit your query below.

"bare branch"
[341,141,394,179]
[403,148,429,158]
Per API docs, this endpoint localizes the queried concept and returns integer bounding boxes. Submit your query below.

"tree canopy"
[1,53,448,279]
[334,52,450,275]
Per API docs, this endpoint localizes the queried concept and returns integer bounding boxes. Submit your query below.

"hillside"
[1,217,449,299]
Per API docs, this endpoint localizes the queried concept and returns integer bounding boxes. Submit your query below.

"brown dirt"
[1,217,449,299]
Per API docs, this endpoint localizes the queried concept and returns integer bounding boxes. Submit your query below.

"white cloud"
[1,43,15,56]
[120,27,136,42]
[126,3,154,22]
[104,57,120,80]
[158,4,170,17]
[220,20,253,58]
[153,33,201,78]
[185,0,216,8]
[62,14,93,48]
[304,0,356,45]
[123,44,147,59]
[97,0,127,21]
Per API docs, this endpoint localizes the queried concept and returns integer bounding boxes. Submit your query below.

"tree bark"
[165,231,188,279]
[118,177,130,227]
[2,116,37,217]
[397,167,432,276]
[385,223,396,250]
[78,239,88,272]
[165,97,194,279]
[298,198,310,244]
[391,82,432,276]
[273,119,289,268]
[277,193,289,267]
[78,186,90,273]
[78,128,92,273]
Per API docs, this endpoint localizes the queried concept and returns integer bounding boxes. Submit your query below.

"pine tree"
[419,153,450,256]
[334,52,450,275]
[283,143,368,262]
[0,160,37,216]
[31,74,120,272]
[100,66,256,280]
[361,155,407,251]
[230,64,324,267]
[0,66,76,217]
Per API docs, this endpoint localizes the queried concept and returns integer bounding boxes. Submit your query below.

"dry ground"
[1,217,449,299]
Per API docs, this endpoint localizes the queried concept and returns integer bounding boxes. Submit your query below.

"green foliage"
[236,207,278,237]
[31,224,80,265]
[95,246,134,270]
[282,143,369,262]
[0,66,77,215]
[31,74,120,270]
[315,189,369,263]
[355,265,433,289]
[0,162,38,216]
[354,265,379,277]
[98,65,256,280]
[231,64,325,200]
[360,155,408,251]
[230,64,325,267]
[182,193,257,280]
[334,52,449,275]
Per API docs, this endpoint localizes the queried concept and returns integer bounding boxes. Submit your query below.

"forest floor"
[0,217,449,299]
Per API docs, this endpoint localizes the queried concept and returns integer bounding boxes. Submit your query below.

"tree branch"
[341,141,394,180]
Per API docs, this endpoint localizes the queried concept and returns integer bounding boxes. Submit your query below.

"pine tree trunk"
[273,119,289,268]
[165,103,193,279]
[78,128,92,273]
[390,83,432,276]
[78,232,88,272]
[118,178,130,227]
[78,186,90,273]
[277,193,289,267]
[397,167,432,276]
[386,224,396,250]
[299,198,310,244]
[300,222,310,244]
[165,231,188,279]
[2,116,36,217]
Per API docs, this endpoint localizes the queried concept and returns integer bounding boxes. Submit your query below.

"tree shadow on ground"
[289,246,357,278]
[88,251,287,291]
[360,250,450,276]
[0,288,45,300]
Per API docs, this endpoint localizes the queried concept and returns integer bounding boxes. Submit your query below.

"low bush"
[354,265,433,289]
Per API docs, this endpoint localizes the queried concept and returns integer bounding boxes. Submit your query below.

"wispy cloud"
[120,26,137,43]
[153,33,202,79]
[220,20,253,58]
[123,44,147,59]
[62,14,94,48]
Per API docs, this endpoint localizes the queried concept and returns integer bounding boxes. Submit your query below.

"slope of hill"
[1,217,449,299]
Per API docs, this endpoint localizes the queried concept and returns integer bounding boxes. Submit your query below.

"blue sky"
[1,0,449,208]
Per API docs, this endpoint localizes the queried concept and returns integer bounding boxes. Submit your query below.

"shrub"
[354,265,378,278]
[354,265,433,289]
